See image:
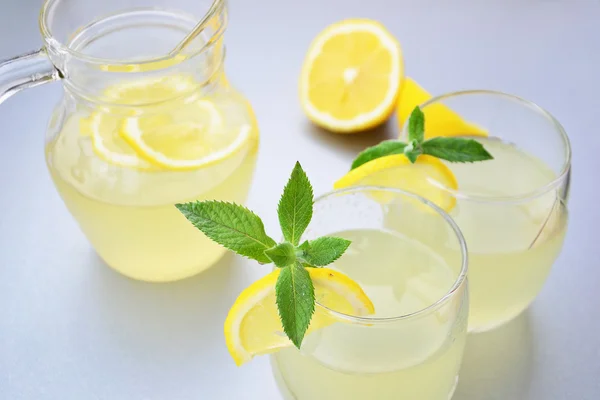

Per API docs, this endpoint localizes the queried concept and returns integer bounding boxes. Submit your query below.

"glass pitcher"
[0,0,259,282]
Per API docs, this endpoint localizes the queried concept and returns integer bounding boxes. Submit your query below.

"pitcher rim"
[39,0,226,66]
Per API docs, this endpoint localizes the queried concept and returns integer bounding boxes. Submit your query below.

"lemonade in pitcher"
[46,73,258,282]
[0,0,258,282]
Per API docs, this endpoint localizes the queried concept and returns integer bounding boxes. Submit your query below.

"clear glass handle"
[0,48,59,104]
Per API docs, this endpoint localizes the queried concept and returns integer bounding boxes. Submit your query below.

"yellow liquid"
[46,94,258,282]
[272,229,468,400]
[447,137,568,331]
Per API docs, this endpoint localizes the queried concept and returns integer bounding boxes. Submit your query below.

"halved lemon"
[120,100,251,170]
[397,78,487,139]
[225,268,375,366]
[334,154,458,212]
[300,19,403,133]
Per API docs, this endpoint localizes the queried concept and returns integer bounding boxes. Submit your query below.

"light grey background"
[1,0,598,399]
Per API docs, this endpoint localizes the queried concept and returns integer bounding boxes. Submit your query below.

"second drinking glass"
[404,90,571,332]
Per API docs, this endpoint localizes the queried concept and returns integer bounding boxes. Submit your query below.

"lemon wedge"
[397,78,487,139]
[334,155,458,212]
[120,100,251,170]
[225,268,375,366]
[300,19,403,133]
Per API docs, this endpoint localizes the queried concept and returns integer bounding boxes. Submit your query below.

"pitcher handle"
[0,48,60,105]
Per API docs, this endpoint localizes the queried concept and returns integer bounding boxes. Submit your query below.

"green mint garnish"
[351,106,493,170]
[404,139,422,164]
[407,106,425,143]
[265,242,297,268]
[298,237,351,267]
[175,201,276,264]
[421,136,494,163]
[176,161,351,348]
[350,140,407,169]
[278,162,313,246]
[276,263,315,348]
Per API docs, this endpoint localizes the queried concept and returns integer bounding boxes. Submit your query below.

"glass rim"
[407,89,572,205]
[39,0,225,66]
[312,185,469,325]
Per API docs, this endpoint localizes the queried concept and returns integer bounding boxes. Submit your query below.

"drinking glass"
[271,186,469,400]
[403,90,571,332]
[0,0,258,282]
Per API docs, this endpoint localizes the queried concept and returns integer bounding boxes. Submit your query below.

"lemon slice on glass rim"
[224,268,375,366]
[334,154,458,212]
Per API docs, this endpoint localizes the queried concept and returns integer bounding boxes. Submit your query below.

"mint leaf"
[407,106,425,143]
[276,264,315,348]
[278,162,314,245]
[422,137,494,163]
[350,106,494,168]
[403,139,422,164]
[351,140,407,170]
[176,201,276,264]
[298,237,351,267]
[265,242,296,268]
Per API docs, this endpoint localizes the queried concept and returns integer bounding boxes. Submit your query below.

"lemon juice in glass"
[0,0,258,282]
[421,92,571,332]
[270,187,469,400]
[337,90,570,332]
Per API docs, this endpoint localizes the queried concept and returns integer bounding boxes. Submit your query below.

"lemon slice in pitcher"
[89,111,153,170]
[87,74,201,169]
[120,100,251,170]
[225,268,374,366]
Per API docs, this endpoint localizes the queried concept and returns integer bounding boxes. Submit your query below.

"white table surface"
[1,0,599,399]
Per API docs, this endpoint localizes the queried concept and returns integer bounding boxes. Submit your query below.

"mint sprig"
[407,106,425,143]
[422,136,494,162]
[265,242,297,268]
[298,237,351,267]
[176,161,351,348]
[276,263,315,349]
[351,106,493,170]
[175,201,276,264]
[278,162,313,245]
